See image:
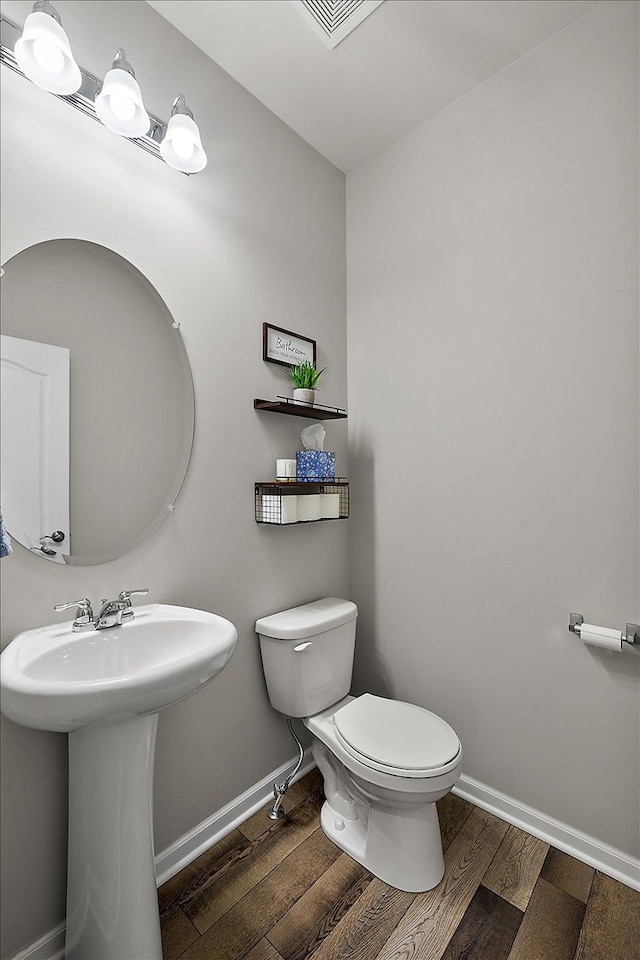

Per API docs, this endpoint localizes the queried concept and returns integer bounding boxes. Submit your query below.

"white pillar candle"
[276,459,297,480]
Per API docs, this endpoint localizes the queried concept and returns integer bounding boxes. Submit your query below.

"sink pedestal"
[66,715,162,960]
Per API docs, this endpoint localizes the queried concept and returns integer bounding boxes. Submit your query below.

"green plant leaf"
[289,360,326,389]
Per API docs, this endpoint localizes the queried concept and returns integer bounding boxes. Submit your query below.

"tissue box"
[296,450,335,481]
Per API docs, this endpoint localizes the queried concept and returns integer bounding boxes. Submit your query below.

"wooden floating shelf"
[255,479,349,489]
[254,398,347,420]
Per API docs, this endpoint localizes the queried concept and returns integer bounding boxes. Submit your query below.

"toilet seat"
[333,694,461,779]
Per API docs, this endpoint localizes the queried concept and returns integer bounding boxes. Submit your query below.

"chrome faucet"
[95,598,129,630]
[95,590,149,630]
[54,589,149,632]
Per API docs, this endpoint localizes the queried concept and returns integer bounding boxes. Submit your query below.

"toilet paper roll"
[276,459,296,480]
[297,495,321,521]
[260,495,279,523]
[320,493,340,519]
[260,495,297,524]
[280,496,298,524]
[580,624,623,652]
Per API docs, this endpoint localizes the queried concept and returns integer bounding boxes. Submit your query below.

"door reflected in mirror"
[0,239,194,565]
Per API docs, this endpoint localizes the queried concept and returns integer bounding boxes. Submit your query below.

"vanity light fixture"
[0,14,207,174]
[14,0,81,95]
[160,95,207,173]
[95,49,150,138]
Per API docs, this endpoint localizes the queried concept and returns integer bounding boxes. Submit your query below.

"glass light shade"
[14,11,81,95]
[160,114,207,173]
[95,68,150,138]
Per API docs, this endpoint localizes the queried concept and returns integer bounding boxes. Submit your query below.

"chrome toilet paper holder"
[569,613,640,646]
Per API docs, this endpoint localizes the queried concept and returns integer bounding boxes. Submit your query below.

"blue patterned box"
[296,450,335,481]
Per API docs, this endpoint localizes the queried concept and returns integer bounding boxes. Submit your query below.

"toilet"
[255,597,462,892]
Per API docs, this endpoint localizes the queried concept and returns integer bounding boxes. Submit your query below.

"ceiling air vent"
[291,0,384,49]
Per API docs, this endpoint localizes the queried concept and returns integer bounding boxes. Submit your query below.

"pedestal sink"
[0,603,237,960]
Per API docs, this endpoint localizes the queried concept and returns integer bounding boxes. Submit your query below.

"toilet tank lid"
[255,598,357,640]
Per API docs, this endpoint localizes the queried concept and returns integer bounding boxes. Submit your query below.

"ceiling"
[147,0,602,172]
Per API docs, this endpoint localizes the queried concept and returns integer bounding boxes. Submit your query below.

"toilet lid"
[333,694,460,772]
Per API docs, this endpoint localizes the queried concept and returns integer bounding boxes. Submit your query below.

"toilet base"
[320,797,445,893]
[320,800,367,865]
[313,723,447,898]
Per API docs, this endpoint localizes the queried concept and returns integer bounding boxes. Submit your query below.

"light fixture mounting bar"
[0,15,167,163]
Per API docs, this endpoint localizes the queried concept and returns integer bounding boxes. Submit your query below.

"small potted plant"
[289,360,325,407]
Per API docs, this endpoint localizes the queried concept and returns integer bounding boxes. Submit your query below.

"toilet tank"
[255,598,358,718]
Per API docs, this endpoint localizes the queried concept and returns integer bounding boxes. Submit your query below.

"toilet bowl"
[255,598,462,892]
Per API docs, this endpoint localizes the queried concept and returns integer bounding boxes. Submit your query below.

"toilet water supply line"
[268,718,305,820]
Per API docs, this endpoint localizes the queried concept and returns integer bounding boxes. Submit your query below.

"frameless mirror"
[0,239,194,565]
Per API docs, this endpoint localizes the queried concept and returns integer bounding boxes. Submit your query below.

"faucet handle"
[118,589,149,605]
[54,598,95,632]
[118,589,149,622]
[54,598,93,615]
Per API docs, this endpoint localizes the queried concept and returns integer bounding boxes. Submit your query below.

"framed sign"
[263,323,316,368]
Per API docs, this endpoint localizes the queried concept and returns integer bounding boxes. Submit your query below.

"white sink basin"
[0,603,237,732]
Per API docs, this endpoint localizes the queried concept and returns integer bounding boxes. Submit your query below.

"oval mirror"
[0,239,194,565]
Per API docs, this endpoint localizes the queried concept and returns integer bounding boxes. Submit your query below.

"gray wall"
[347,0,639,859]
[0,2,347,957]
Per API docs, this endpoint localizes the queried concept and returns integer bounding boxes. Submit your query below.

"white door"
[1,335,70,556]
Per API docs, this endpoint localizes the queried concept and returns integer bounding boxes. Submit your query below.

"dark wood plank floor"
[159,769,640,960]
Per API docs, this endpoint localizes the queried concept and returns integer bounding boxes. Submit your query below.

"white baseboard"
[454,773,640,892]
[9,749,315,960]
[154,748,315,885]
